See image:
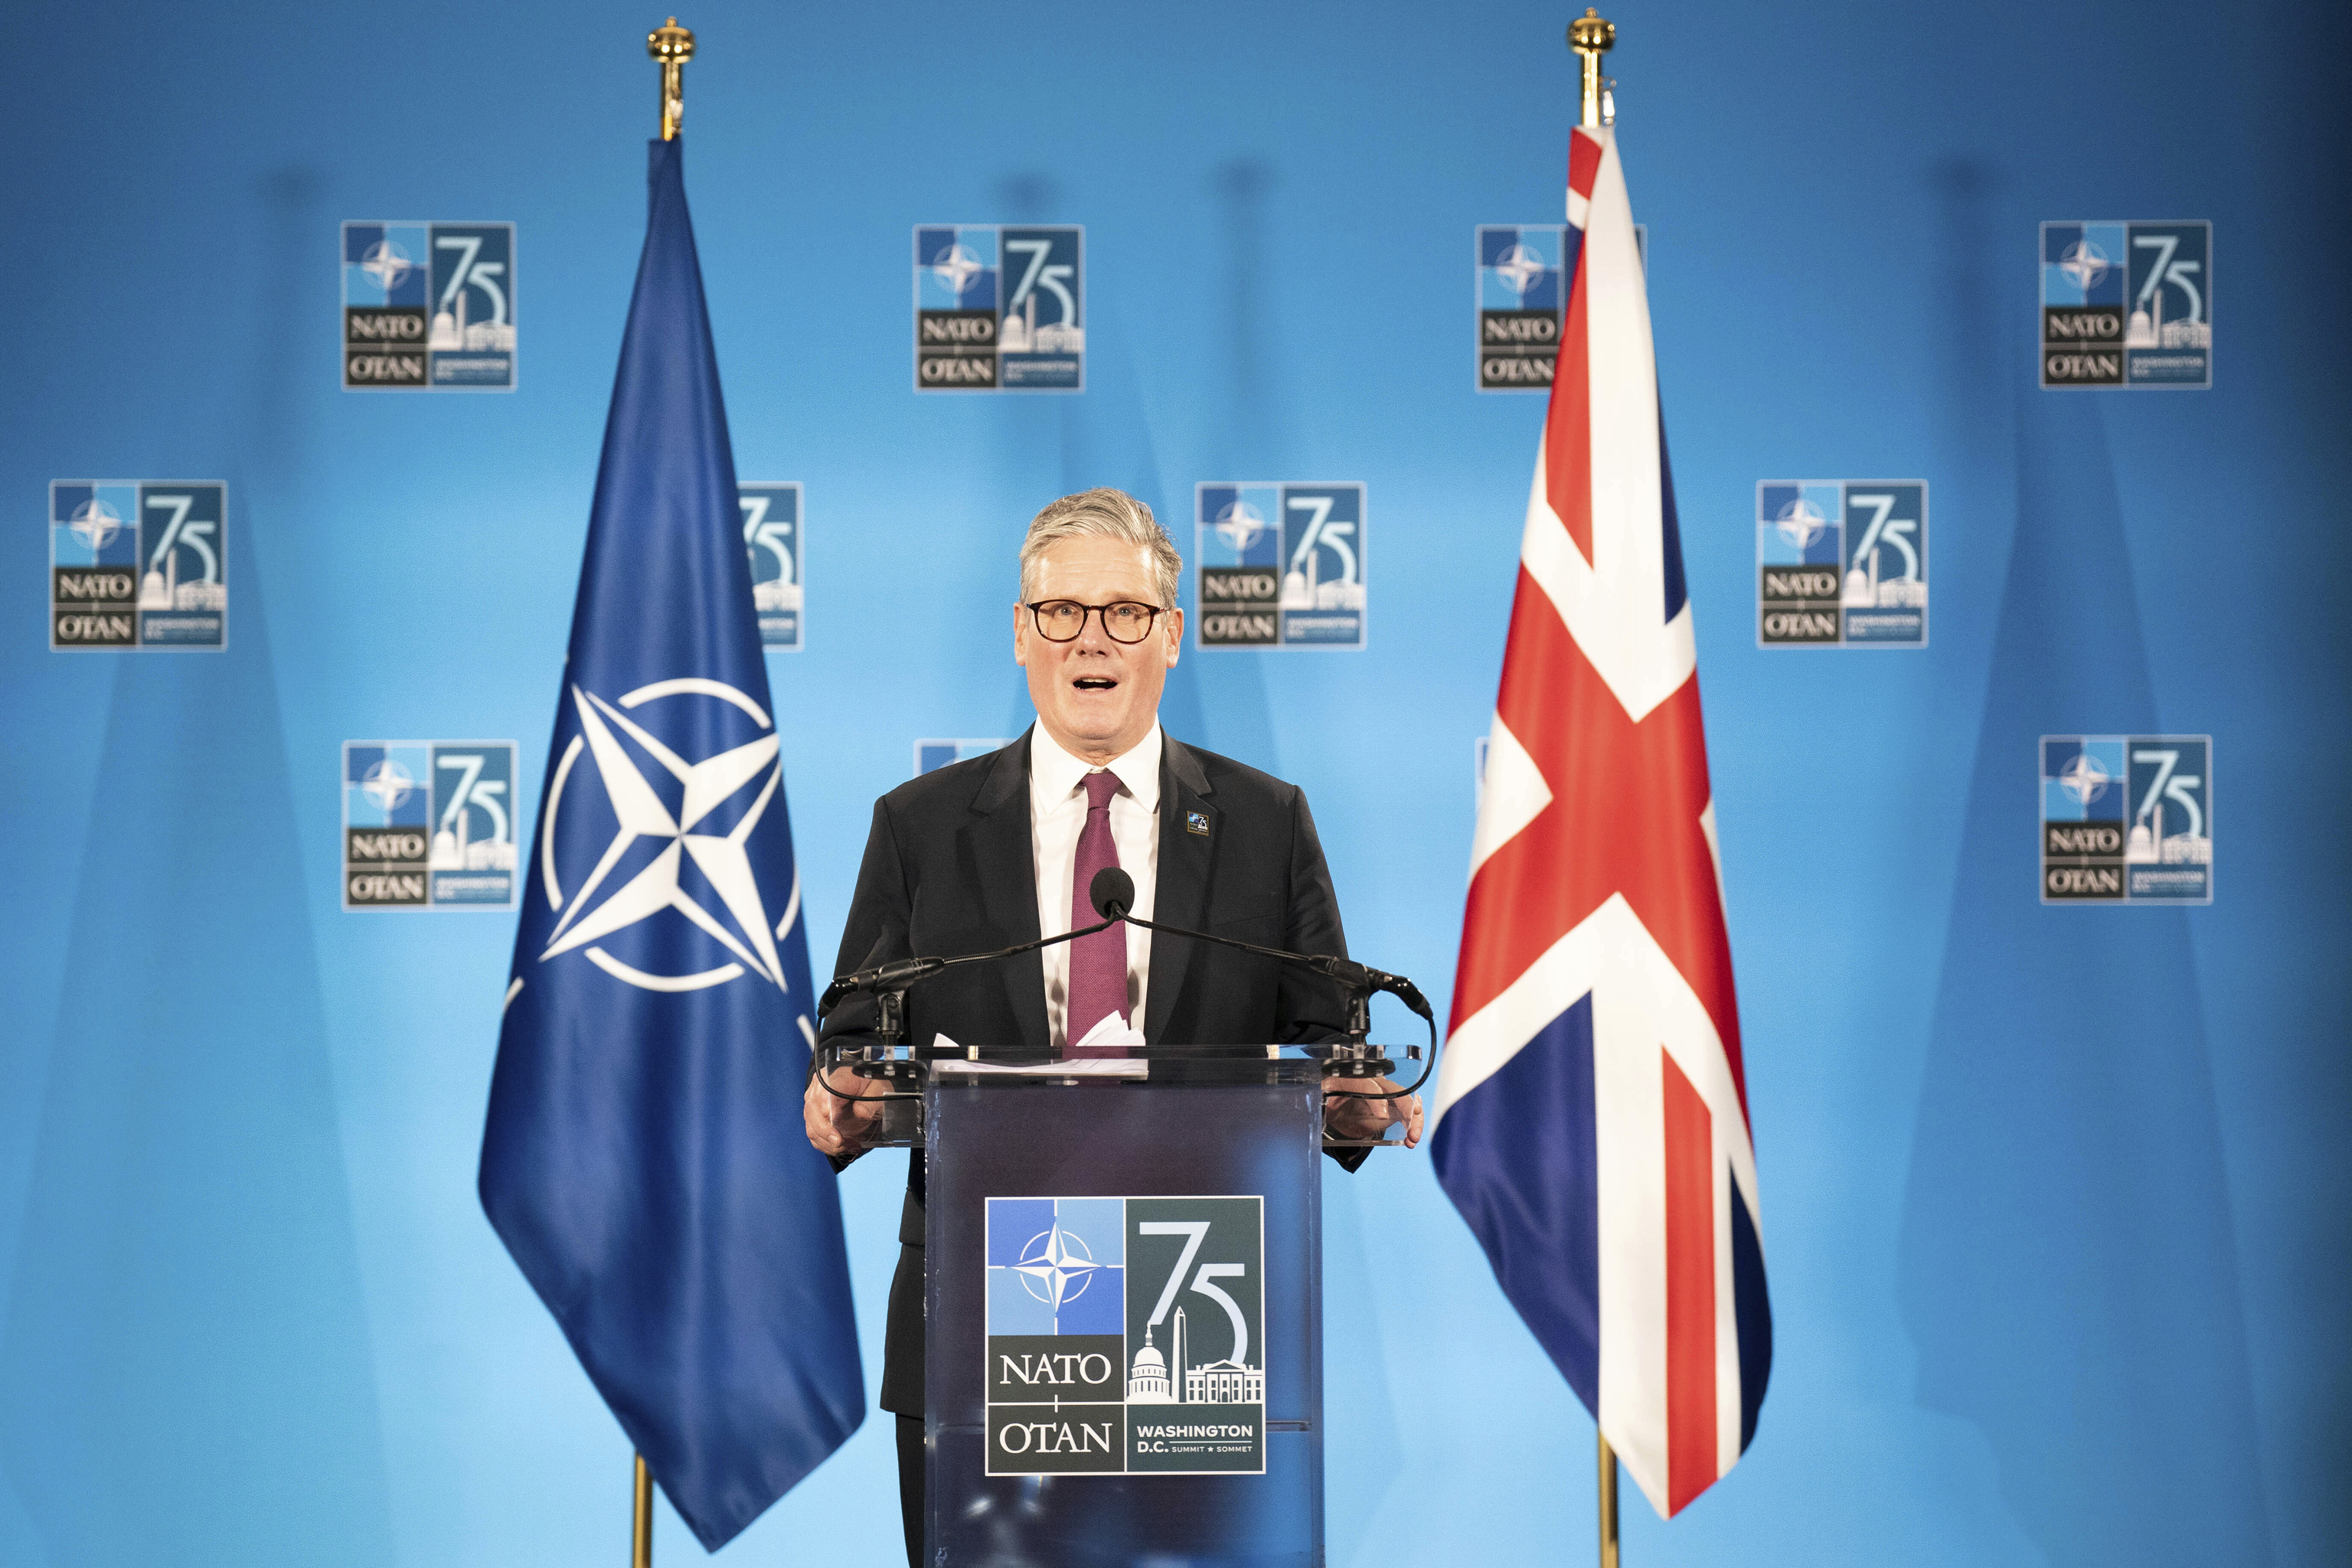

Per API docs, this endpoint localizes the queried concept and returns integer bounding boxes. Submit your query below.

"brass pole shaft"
[1597,1431,1620,1568]
[633,1452,653,1568]
[1570,25,1624,1534]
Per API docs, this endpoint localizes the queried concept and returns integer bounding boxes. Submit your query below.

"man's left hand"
[1324,1077,1423,1149]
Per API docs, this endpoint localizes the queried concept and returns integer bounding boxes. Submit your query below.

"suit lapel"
[1143,737,1217,1044]
[964,729,1050,1049]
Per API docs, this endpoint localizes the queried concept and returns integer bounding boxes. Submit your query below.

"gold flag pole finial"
[648,17,695,140]
[1567,8,1616,129]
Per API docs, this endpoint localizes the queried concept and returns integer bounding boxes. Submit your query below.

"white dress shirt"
[1030,724,1161,1051]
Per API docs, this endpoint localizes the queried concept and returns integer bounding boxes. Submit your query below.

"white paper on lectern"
[926,1024,1151,1078]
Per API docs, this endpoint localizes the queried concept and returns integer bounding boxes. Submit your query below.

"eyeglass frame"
[1021,598,1173,645]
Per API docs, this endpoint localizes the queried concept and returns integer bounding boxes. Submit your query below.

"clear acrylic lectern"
[922,1050,1326,1566]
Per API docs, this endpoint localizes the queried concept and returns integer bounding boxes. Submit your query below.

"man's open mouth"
[1073,677,1117,691]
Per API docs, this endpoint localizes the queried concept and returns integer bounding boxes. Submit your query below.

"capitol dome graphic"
[1127,1326,1172,1403]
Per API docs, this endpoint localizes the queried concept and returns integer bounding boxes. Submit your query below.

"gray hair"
[1018,488,1182,609]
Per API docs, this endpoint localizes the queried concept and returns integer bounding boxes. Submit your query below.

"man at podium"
[804,486,1418,1564]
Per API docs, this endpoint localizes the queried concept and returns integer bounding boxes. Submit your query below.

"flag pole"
[1566,11,1621,1566]
[1597,1432,1621,1567]
[629,44,696,1560]
[626,2,697,1540]
[633,1453,655,1568]
[626,23,697,1560]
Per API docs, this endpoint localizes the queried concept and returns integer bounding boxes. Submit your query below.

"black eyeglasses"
[1025,599,1167,644]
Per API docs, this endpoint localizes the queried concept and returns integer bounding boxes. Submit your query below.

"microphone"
[1086,867,1434,1022]
[1089,866,1137,920]
[817,956,946,1015]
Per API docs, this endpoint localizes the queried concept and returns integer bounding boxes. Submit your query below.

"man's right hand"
[804,1061,885,1161]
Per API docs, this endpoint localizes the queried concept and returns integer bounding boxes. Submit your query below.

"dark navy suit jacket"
[817,727,1361,1416]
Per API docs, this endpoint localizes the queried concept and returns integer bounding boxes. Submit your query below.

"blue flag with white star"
[479,137,862,1551]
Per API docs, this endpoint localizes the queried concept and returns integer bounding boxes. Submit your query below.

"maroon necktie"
[1063,770,1126,1054]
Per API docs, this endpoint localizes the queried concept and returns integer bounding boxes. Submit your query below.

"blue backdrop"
[2,1,2347,1563]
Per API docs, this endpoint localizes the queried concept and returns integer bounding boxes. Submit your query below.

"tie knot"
[1083,770,1120,810]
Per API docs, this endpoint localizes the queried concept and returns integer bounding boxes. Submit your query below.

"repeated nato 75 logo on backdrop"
[1194,484,1367,650]
[740,482,803,651]
[342,222,516,390]
[1475,226,1565,390]
[1755,481,1928,647]
[913,225,1084,391]
[48,481,227,650]
[1472,222,1642,392]
[984,1194,1265,1476]
[2040,736,2212,904]
[343,742,519,910]
[2040,221,2210,389]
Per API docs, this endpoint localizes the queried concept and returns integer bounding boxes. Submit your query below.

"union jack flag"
[1431,125,1770,1518]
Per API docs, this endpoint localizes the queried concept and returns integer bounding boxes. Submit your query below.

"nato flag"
[479,138,862,1551]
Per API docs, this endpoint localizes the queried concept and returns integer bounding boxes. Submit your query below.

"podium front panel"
[926,1076,1325,1566]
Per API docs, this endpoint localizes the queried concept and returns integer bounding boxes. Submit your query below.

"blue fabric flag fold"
[479,136,863,1553]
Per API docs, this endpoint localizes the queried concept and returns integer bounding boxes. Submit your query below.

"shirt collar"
[1031,723,1162,813]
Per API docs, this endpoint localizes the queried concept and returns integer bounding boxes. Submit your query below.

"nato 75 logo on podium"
[982,1195,1264,1477]
[913,225,1083,392]
[2040,736,2212,904]
[1194,483,1367,650]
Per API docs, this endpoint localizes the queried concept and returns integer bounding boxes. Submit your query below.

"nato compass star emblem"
[1493,242,1547,298]
[361,239,414,291]
[361,758,416,812]
[929,241,983,299]
[1015,1223,1100,1310]
[535,678,797,997]
[68,499,122,554]
[2060,750,2112,807]
[1213,499,1267,556]
[2059,239,2110,292]
[1773,496,1829,551]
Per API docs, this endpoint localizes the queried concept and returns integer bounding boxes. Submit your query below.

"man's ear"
[1162,607,1184,665]
[1014,601,1030,666]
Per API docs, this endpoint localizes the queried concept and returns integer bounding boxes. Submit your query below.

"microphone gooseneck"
[1089,866,1436,1029]
[819,913,1121,1018]
[824,860,1436,1107]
